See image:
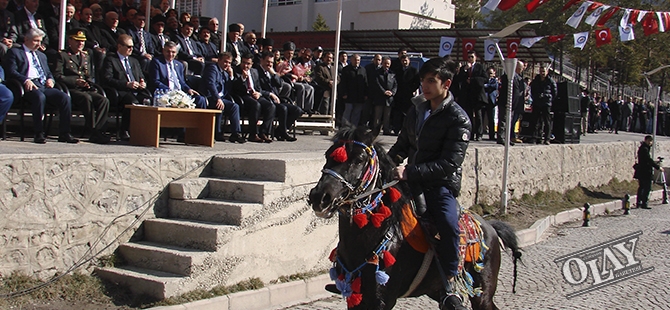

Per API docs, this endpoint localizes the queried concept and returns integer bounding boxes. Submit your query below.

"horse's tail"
[489,220,522,294]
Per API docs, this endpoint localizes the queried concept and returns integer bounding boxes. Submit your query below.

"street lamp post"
[481,20,542,215]
[642,64,670,159]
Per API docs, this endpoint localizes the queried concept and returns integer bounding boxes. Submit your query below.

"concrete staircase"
[96,154,326,300]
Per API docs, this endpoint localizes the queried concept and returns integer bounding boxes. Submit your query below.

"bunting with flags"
[462,39,476,61]
[521,36,544,48]
[484,40,497,61]
[594,28,612,46]
[566,1,591,28]
[574,32,589,50]
[619,24,635,42]
[507,38,520,58]
[643,13,659,36]
[585,5,609,26]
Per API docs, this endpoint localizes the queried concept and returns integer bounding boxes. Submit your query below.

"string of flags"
[439,0,668,60]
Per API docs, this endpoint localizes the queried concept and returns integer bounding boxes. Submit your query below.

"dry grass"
[469,178,659,230]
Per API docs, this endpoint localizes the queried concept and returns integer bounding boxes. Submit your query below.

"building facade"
[198,0,455,33]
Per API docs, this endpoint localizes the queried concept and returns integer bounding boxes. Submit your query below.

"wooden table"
[126,105,221,147]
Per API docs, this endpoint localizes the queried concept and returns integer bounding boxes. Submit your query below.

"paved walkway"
[279,200,670,309]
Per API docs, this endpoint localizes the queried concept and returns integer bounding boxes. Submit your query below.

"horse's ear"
[359,126,377,146]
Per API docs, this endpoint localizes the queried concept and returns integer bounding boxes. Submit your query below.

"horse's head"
[308,126,379,218]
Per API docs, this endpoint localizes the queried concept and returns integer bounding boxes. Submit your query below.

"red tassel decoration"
[353,213,368,228]
[382,250,396,267]
[351,277,361,293]
[378,204,392,217]
[347,293,363,308]
[330,145,348,163]
[371,213,386,228]
[387,187,401,203]
[338,274,345,281]
[329,248,337,262]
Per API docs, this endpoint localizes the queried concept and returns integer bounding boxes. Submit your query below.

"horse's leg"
[469,230,502,310]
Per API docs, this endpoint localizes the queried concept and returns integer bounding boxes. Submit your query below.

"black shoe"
[228,133,246,143]
[277,134,297,142]
[215,134,226,142]
[119,131,130,141]
[325,284,340,294]
[89,132,111,144]
[58,133,79,144]
[442,295,467,310]
[640,205,652,209]
[259,134,273,143]
[34,132,47,144]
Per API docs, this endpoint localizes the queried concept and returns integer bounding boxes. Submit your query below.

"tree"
[312,13,330,31]
[453,0,484,28]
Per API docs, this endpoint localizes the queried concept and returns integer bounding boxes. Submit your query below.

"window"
[177,0,201,17]
[269,0,302,6]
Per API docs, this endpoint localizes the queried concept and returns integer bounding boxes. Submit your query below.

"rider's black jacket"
[388,92,471,197]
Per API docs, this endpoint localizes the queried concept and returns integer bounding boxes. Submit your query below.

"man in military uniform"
[54,28,111,144]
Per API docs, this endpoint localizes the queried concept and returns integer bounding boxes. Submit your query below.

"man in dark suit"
[124,13,153,71]
[150,19,168,56]
[3,27,77,143]
[361,53,381,127]
[99,11,126,52]
[233,52,275,143]
[148,41,206,108]
[0,0,17,58]
[224,23,241,66]
[455,49,488,141]
[53,28,110,144]
[198,52,244,143]
[207,18,221,51]
[372,56,397,136]
[101,33,150,139]
[0,66,14,126]
[340,53,367,126]
[313,51,334,115]
[391,54,419,134]
[198,28,218,62]
[174,22,204,75]
[79,7,107,75]
[14,0,49,49]
[257,51,300,142]
[497,61,525,145]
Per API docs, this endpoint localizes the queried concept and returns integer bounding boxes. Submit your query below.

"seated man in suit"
[3,28,77,144]
[198,52,244,143]
[151,19,168,57]
[124,13,154,72]
[0,66,14,127]
[101,34,150,140]
[53,28,110,144]
[233,53,275,143]
[0,0,17,59]
[14,0,49,50]
[174,22,204,75]
[148,41,206,109]
[198,28,218,62]
[257,51,300,142]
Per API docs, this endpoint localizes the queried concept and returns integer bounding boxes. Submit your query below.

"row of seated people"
[0,27,302,144]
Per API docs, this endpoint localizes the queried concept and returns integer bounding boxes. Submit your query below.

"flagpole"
[261,0,269,38]
[221,0,229,52]
[330,0,343,128]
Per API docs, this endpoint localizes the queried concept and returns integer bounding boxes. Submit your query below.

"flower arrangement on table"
[155,90,196,109]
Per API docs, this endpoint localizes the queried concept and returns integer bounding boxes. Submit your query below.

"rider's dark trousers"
[424,185,461,277]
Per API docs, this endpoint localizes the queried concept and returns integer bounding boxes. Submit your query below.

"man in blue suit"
[148,41,206,109]
[3,28,77,144]
[0,66,14,126]
[124,13,154,72]
[199,52,244,143]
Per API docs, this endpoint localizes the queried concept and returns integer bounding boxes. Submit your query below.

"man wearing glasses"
[101,34,150,140]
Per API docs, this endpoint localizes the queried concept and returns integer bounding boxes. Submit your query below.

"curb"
[152,190,664,310]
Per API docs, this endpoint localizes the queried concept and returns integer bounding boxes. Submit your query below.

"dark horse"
[308,126,522,310]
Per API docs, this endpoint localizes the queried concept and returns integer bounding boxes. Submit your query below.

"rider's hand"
[393,166,407,180]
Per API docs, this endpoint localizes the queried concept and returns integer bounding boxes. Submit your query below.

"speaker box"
[552,112,581,144]
[553,81,581,114]
[518,111,538,139]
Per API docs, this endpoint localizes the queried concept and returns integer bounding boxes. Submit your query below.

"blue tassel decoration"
[329,267,338,281]
[375,270,390,285]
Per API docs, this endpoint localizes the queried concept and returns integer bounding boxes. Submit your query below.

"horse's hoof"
[441,295,467,310]
[325,284,341,294]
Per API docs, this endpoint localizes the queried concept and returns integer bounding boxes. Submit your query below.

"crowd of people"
[0,0,428,144]
[580,92,665,136]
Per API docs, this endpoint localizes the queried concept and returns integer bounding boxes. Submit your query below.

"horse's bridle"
[320,140,381,210]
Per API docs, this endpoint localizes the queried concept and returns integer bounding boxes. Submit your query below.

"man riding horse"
[388,57,470,310]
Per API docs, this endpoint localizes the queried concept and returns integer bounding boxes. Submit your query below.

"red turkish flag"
[506,38,521,58]
[547,34,566,43]
[595,7,620,27]
[462,39,476,61]
[595,28,611,47]
[643,13,659,36]
[587,2,602,12]
[561,0,581,12]
[497,0,521,11]
[629,10,640,25]
[525,0,550,14]
[662,12,670,31]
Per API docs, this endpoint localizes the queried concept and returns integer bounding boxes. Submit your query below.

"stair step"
[95,266,183,300]
[169,178,210,200]
[207,179,280,203]
[169,198,263,225]
[118,241,208,276]
[210,155,324,186]
[143,218,235,251]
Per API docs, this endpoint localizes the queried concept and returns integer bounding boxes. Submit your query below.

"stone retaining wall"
[1,141,668,277]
